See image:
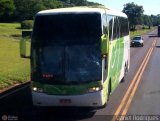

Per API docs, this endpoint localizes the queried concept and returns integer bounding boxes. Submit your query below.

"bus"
[21,7,130,109]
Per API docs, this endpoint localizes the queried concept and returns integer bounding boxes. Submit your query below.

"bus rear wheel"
[121,64,128,83]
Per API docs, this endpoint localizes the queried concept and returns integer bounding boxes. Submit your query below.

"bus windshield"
[31,13,102,85]
[32,13,101,44]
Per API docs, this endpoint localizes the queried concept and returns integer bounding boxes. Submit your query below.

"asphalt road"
[0,29,160,121]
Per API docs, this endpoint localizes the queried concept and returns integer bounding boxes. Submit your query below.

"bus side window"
[102,14,107,34]
[119,17,129,37]
[107,15,114,41]
[117,17,120,39]
[113,16,117,39]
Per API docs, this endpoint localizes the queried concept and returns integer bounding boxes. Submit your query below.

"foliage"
[0,23,30,90]
[21,20,33,29]
[0,23,21,37]
[60,0,101,6]
[12,0,101,21]
[0,0,102,22]
[150,15,160,26]
[0,0,160,28]
[13,0,63,21]
[123,2,144,30]
[0,0,15,22]
[122,2,160,29]
[142,15,153,29]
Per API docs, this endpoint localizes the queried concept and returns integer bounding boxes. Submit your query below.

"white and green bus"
[24,7,130,109]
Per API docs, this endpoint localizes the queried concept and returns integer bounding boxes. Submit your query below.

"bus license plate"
[59,99,72,104]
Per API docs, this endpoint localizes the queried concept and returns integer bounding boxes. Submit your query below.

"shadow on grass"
[16,27,21,29]
[20,55,30,59]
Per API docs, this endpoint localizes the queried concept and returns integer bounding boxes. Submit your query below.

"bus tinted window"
[119,17,129,37]
[113,17,120,40]
[32,13,102,45]
[102,14,107,34]
[108,15,114,40]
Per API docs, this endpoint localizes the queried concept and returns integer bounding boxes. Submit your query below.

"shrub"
[11,34,21,37]
[21,20,33,29]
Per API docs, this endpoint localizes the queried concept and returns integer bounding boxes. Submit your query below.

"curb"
[0,81,30,98]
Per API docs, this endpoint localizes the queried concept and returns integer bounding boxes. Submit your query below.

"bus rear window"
[32,13,102,45]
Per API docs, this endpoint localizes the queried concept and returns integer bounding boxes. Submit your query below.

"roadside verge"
[0,81,30,99]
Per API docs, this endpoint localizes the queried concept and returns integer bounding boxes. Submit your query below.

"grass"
[130,27,155,39]
[0,23,30,91]
[0,23,21,37]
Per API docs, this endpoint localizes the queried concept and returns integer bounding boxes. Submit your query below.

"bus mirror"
[19,38,31,58]
[20,31,32,58]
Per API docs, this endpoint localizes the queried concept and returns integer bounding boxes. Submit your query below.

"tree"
[122,2,144,30]
[142,15,152,29]
[41,0,63,9]
[70,0,87,6]
[13,0,38,21]
[0,0,15,22]
[13,0,63,21]
[151,15,160,26]
[0,0,103,22]
[60,0,102,6]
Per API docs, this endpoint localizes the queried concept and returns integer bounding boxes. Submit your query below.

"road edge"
[0,81,30,98]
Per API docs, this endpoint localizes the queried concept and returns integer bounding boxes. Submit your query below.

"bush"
[21,20,33,29]
[11,34,21,37]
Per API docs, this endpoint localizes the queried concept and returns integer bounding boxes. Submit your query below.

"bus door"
[102,13,108,82]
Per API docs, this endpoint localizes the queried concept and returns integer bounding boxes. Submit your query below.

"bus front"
[31,11,105,108]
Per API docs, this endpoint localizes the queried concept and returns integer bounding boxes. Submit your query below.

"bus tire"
[121,63,128,83]
[141,43,144,47]
[121,77,125,83]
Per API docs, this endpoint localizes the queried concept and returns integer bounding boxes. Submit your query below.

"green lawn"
[0,23,21,37]
[0,23,30,91]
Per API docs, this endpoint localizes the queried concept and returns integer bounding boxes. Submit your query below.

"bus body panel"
[107,35,130,93]
[119,35,130,82]
[32,90,105,107]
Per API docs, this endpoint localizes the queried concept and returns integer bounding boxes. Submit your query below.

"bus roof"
[37,7,127,18]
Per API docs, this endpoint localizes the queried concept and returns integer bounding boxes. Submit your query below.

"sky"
[88,0,160,15]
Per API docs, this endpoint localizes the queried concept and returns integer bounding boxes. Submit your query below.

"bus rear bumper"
[32,91,105,108]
